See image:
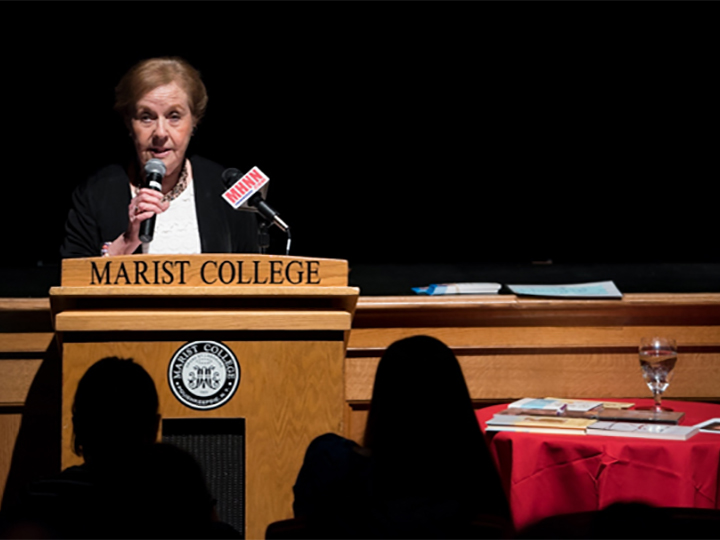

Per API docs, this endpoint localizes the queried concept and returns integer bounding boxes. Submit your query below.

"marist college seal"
[168,341,240,410]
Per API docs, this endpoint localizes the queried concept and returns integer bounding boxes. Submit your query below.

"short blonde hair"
[114,57,208,129]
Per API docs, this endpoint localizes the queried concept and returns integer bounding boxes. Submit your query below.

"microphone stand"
[258,219,271,255]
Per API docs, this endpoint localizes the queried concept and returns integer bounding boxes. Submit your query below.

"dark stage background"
[2,4,718,295]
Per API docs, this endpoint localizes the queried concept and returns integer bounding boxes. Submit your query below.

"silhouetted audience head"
[364,335,509,517]
[365,335,477,452]
[72,357,159,464]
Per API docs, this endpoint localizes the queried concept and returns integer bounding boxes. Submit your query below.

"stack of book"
[485,398,699,440]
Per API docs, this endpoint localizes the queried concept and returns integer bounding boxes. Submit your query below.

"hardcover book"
[587,421,698,440]
[693,418,720,433]
[507,398,568,415]
[485,414,596,435]
[497,405,684,424]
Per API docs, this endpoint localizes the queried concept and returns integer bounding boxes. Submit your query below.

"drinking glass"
[637,337,677,412]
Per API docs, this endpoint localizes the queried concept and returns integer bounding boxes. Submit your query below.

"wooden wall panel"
[0,414,22,506]
[0,298,56,508]
[346,351,720,402]
[0,360,43,407]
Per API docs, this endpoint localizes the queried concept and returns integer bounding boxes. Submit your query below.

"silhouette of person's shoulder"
[294,433,371,510]
[18,464,105,538]
[15,444,240,539]
[293,433,376,538]
[129,442,241,539]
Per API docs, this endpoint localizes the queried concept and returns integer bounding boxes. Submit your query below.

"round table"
[475,399,720,531]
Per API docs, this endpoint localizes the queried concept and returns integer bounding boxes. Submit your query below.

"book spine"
[505,408,597,419]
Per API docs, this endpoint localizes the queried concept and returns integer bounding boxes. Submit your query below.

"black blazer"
[60,155,259,258]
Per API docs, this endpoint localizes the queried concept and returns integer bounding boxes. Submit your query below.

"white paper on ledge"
[506,281,622,299]
[412,282,502,295]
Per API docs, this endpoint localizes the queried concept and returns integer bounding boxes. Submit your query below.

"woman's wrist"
[103,233,141,256]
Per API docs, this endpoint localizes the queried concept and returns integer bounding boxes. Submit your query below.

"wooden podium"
[49,254,359,539]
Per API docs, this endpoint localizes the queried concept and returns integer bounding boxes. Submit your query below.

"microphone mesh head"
[222,168,243,187]
[145,159,167,176]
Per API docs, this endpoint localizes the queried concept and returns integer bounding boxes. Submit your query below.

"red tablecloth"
[476,399,720,531]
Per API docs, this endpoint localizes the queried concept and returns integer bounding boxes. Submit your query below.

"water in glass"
[637,337,677,412]
[639,349,677,395]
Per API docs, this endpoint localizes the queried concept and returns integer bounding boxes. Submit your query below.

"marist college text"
[88,258,322,286]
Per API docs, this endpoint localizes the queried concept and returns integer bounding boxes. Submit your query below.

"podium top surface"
[55,254,353,291]
[49,286,360,298]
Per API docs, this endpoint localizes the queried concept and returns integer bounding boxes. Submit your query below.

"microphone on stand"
[139,159,166,243]
[221,168,289,231]
[221,167,291,254]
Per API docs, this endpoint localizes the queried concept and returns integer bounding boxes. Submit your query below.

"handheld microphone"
[221,167,289,232]
[139,159,166,243]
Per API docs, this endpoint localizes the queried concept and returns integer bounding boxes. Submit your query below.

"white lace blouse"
[140,176,202,255]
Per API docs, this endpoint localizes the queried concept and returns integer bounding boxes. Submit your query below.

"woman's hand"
[127,188,170,240]
[106,188,170,256]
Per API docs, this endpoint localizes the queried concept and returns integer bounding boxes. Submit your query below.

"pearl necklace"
[161,160,189,203]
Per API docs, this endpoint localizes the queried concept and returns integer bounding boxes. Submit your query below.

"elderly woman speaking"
[60,57,258,258]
